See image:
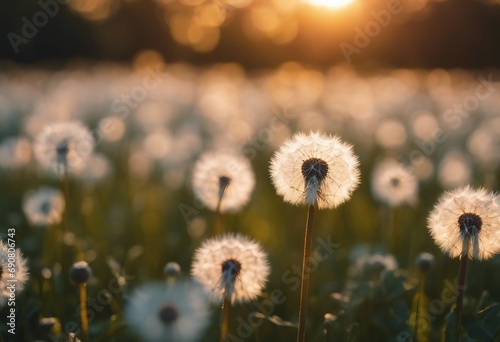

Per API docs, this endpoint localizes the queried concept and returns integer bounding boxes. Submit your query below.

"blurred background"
[1,0,500,69]
[1,0,500,341]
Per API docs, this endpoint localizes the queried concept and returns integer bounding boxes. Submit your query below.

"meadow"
[0,60,499,342]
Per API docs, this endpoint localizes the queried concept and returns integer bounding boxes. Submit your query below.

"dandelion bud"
[164,262,181,278]
[70,261,91,284]
[415,252,435,274]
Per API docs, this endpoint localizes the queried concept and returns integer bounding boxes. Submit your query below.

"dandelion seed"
[0,241,29,307]
[270,131,360,209]
[191,233,270,304]
[427,185,500,260]
[33,121,95,176]
[192,151,255,213]
[22,187,65,227]
[371,158,418,207]
[125,281,210,342]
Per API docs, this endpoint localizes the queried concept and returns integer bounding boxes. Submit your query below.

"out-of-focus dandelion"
[350,253,398,281]
[371,158,418,207]
[73,153,112,183]
[0,137,31,170]
[427,186,500,341]
[270,131,359,342]
[192,150,255,213]
[164,261,181,285]
[33,121,95,176]
[191,233,269,341]
[70,261,92,341]
[22,187,65,227]
[371,158,418,253]
[125,281,210,342]
[437,151,471,189]
[0,241,29,307]
[192,150,255,234]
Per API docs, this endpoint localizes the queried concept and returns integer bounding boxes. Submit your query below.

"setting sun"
[303,0,354,9]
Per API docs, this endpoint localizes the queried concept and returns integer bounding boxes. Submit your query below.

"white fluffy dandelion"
[427,185,500,260]
[125,281,209,342]
[22,187,65,227]
[191,234,270,304]
[371,158,418,207]
[270,131,360,209]
[33,121,95,176]
[0,241,29,307]
[192,151,255,213]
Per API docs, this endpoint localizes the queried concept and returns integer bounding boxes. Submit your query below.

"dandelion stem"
[413,274,426,342]
[455,251,468,342]
[79,283,89,342]
[297,205,315,342]
[214,196,223,235]
[220,294,231,342]
[62,169,70,233]
[214,178,229,235]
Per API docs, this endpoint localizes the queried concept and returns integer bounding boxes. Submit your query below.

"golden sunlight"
[303,0,354,9]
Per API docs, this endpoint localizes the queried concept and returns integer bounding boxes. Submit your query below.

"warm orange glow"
[303,0,354,9]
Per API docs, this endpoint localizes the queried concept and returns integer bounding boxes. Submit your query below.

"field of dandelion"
[1,61,500,342]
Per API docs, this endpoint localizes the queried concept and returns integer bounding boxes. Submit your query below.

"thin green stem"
[220,294,231,342]
[455,252,468,342]
[297,205,315,342]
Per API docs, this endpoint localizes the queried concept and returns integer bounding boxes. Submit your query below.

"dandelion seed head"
[427,185,500,260]
[270,131,360,209]
[192,151,255,213]
[191,234,270,304]
[0,241,29,307]
[371,158,418,207]
[22,187,65,227]
[33,121,95,176]
[125,281,209,342]
[158,305,178,323]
